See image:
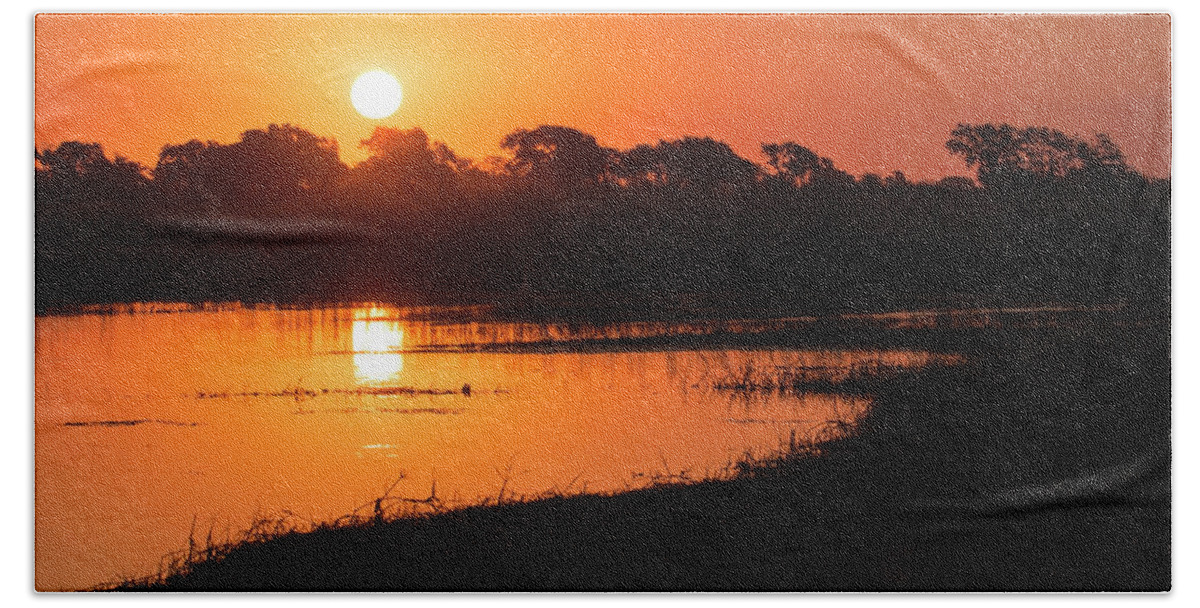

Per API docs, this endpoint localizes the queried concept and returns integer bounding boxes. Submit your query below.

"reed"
[712,355,949,396]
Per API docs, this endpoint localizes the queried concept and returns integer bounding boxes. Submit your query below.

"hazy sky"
[35,13,1171,181]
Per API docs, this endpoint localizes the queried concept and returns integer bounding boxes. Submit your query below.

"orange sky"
[35,13,1171,181]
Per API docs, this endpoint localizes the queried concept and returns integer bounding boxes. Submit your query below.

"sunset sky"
[35,13,1171,181]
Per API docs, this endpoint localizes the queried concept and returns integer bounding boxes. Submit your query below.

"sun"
[351,70,403,120]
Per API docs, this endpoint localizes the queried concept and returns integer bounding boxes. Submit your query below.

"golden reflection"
[351,308,404,384]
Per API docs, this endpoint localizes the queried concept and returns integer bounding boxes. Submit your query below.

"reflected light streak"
[352,308,404,384]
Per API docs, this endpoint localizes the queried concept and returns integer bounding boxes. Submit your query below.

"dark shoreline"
[110,317,1170,591]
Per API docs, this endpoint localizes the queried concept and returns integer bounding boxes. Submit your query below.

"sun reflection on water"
[351,308,404,384]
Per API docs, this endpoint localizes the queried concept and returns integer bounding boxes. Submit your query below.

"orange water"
[35,304,952,590]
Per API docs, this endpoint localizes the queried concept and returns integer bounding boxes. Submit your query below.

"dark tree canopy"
[36,141,151,219]
[152,124,345,217]
[35,121,1166,318]
[617,137,758,193]
[351,127,467,208]
[946,123,1130,189]
[501,125,616,196]
[153,139,225,213]
[762,142,821,185]
[36,142,147,193]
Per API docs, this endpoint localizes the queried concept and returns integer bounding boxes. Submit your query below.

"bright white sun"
[351,70,403,119]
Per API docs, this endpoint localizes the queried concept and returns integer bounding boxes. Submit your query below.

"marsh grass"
[102,472,452,590]
[104,412,851,591]
[62,419,200,428]
[196,383,472,401]
[712,355,957,397]
[106,458,632,590]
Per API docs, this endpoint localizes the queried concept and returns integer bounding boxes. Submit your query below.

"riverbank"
[115,319,1170,591]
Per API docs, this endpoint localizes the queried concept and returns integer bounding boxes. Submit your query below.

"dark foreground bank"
[116,318,1170,591]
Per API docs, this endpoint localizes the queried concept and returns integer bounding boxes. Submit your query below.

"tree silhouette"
[153,124,345,218]
[935,176,976,191]
[32,122,1166,316]
[946,123,1131,190]
[37,140,152,219]
[618,137,757,193]
[883,170,909,190]
[229,124,345,216]
[153,139,224,215]
[762,142,820,186]
[36,141,149,208]
[35,142,156,311]
[351,127,467,211]
[857,172,884,191]
[500,126,616,198]
[761,142,853,190]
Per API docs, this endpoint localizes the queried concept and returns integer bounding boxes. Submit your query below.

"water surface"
[35,304,956,590]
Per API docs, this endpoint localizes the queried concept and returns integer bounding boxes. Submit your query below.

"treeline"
[35,123,1169,318]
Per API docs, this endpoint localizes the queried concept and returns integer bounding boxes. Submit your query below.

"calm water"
[35,304,958,590]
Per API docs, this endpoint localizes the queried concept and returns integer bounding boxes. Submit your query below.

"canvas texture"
[33,13,1171,592]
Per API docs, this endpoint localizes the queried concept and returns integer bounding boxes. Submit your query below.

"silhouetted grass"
[63,419,199,428]
[197,383,471,401]
[712,354,963,397]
